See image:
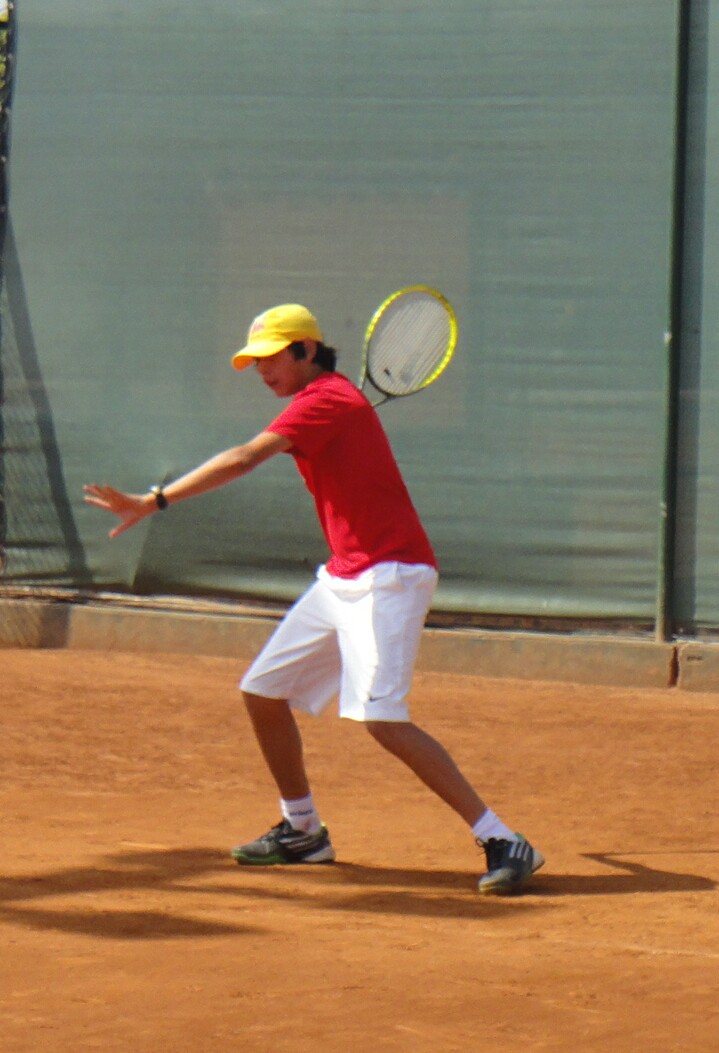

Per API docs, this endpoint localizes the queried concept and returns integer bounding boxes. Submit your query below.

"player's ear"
[287,340,308,361]
[304,339,318,362]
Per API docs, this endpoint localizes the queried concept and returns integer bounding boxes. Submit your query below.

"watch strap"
[150,485,168,510]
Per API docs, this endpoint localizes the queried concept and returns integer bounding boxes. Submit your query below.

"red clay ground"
[1,647,718,1052]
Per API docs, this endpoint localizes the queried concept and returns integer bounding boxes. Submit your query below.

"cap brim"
[231,337,288,372]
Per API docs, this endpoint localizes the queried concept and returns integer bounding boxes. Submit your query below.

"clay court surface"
[1,646,718,1052]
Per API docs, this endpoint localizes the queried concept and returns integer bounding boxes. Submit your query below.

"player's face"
[253,346,316,397]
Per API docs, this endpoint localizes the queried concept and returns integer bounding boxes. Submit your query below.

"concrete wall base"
[4,595,713,690]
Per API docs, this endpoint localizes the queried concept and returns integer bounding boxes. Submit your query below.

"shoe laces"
[261,819,293,842]
[483,837,511,869]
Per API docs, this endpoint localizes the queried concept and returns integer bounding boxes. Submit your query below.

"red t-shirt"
[266,372,437,578]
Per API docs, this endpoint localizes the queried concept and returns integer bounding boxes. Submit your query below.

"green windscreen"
[5,1,712,632]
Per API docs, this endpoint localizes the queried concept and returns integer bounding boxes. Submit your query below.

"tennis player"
[84,303,544,895]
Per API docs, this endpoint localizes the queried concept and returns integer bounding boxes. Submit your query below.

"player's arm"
[83,430,291,538]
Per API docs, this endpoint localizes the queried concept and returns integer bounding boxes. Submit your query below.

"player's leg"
[243,691,310,801]
[364,719,487,825]
[336,562,544,894]
[365,719,544,894]
[231,578,341,866]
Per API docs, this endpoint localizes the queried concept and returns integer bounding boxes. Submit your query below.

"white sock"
[471,809,517,845]
[280,794,322,834]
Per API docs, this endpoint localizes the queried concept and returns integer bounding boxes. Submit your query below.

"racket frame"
[359,284,458,406]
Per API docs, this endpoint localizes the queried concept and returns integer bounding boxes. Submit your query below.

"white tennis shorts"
[240,561,438,722]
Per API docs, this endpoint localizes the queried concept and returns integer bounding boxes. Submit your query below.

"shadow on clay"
[0,845,713,939]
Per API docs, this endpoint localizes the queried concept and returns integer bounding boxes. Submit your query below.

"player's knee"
[242,690,289,720]
[365,719,405,747]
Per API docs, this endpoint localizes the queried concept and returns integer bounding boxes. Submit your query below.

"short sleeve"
[267,375,366,457]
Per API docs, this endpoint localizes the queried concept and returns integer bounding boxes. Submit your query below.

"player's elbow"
[219,433,288,481]
[225,445,259,477]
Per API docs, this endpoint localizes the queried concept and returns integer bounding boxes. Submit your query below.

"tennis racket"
[358,285,458,407]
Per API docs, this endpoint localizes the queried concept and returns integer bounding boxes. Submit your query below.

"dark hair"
[287,340,337,372]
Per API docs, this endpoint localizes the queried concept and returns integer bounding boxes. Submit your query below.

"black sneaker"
[477,834,545,895]
[231,819,336,866]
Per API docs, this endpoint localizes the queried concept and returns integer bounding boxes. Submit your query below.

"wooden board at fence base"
[1,648,718,1053]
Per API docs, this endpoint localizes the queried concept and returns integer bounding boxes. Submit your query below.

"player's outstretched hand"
[83,484,153,538]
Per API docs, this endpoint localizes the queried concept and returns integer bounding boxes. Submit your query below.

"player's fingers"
[109,519,137,539]
[84,483,124,498]
[83,484,114,507]
[83,495,107,510]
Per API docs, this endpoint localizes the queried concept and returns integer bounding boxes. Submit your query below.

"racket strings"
[367,293,453,396]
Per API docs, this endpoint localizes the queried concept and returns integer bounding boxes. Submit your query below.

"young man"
[84,303,544,895]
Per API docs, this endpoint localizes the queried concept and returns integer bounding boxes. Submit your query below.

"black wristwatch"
[150,485,169,510]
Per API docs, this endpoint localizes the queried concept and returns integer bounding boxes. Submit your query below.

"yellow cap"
[232,304,323,371]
